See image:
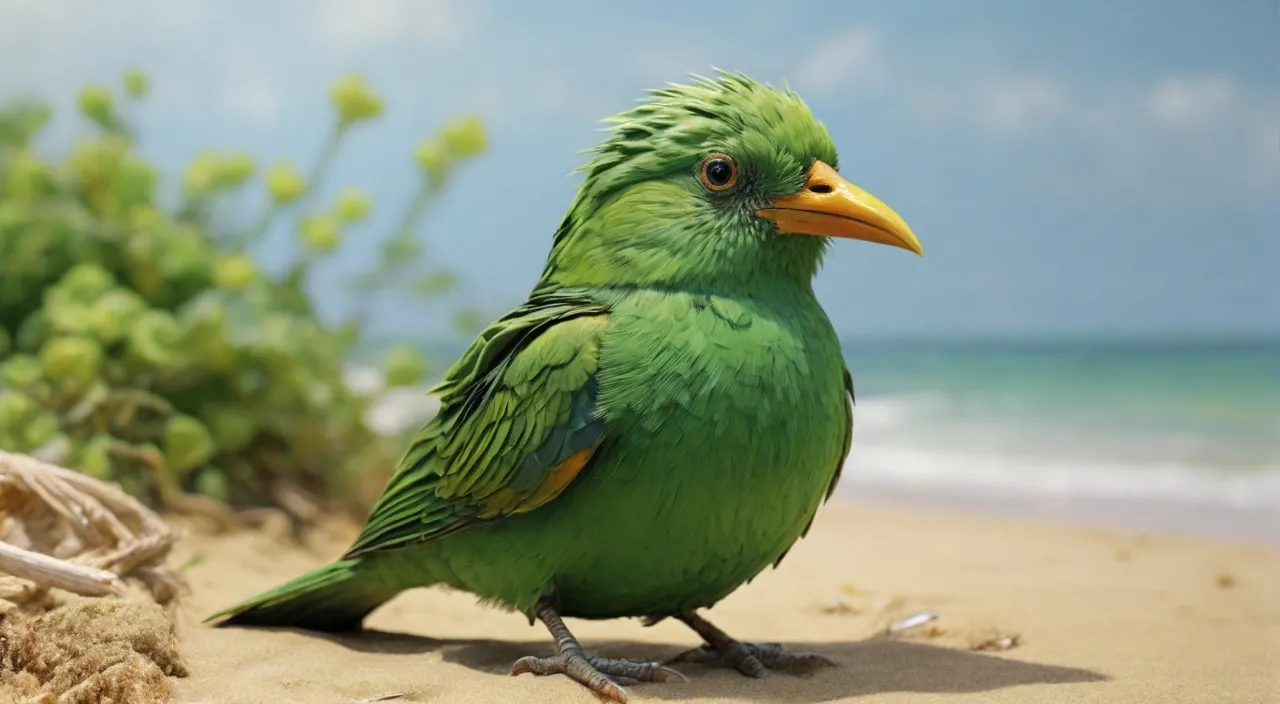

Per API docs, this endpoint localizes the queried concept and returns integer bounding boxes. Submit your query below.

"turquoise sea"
[369,335,1279,520]
[837,337,1280,513]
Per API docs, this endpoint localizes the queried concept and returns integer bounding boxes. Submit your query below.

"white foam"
[842,443,1280,512]
[844,393,1280,512]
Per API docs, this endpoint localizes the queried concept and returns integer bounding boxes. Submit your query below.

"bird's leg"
[671,611,837,678]
[511,599,687,703]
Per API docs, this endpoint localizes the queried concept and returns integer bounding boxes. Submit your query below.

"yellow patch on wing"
[476,446,596,519]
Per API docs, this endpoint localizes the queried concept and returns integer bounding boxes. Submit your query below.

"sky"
[1,0,1277,339]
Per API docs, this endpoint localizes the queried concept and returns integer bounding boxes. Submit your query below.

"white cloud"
[794,27,886,95]
[1149,74,1239,130]
[797,25,1277,207]
[0,0,214,97]
[974,77,1070,135]
[221,73,282,126]
[312,0,476,51]
[907,74,1072,136]
[0,0,209,55]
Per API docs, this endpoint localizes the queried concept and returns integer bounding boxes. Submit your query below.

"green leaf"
[39,336,104,393]
[414,270,458,297]
[163,414,215,475]
[382,344,428,387]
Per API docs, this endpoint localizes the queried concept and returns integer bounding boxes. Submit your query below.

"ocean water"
[838,338,1280,514]
[357,336,1280,533]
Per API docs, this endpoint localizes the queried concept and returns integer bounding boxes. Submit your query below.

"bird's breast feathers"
[595,290,847,458]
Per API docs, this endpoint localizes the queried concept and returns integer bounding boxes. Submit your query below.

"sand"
[0,595,187,703]
[165,500,1279,704]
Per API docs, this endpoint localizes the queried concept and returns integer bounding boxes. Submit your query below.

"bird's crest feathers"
[570,70,834,193]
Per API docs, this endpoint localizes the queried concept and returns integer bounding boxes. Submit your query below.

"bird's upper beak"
[756,161,923,256]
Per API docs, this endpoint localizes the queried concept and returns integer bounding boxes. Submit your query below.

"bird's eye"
[698,154,738,192]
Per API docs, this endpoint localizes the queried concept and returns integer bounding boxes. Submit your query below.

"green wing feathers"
[206,559,398,632]
[343,293,612,558]
[208,293,612,629]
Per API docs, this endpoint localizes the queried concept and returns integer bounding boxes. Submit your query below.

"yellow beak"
[756,160,923,256]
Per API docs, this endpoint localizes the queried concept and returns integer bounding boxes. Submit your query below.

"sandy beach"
[167,499,1278,704]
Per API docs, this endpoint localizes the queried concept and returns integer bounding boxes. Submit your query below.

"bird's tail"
[205,558,400,633]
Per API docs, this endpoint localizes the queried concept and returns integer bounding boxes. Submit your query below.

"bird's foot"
[670,640,836,677]
[512,652,687,702]
[513,599,686,703]
[673,611,836,678]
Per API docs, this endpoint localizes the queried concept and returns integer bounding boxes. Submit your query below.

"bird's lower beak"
[756,160,923,256]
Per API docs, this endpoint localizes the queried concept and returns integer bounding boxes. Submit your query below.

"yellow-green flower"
[415,270,457,296]
[4,151,54,202]
[213,254,258,290]
[440,115,488,157]
[266,160,306,204]
[330,75,384,125]
[130,204,162,229]
[333,187,372,223]
[184,151,256,193]
[123,69,150,99]
[77,84,115,126]
[452,307,482,333]
[300,215,342,253]
[115,156,159,208]
[68,135,128,187]
[413,137,450,182]
[222,152,256,186]
[383,345,427,387]
[183,151,223,193]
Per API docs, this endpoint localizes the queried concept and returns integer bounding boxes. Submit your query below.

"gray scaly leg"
[672,611,837,678]
[511,599,687,703]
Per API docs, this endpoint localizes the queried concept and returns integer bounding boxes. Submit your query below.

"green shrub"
[0,71,486,517]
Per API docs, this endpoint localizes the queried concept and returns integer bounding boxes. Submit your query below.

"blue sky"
[2,0,1277,339]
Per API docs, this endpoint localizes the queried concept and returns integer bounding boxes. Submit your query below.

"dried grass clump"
[1,597,186,703]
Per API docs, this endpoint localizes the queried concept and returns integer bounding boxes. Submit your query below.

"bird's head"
[539,72,922,295]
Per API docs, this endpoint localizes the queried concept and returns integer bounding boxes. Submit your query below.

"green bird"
[209,72,922,702]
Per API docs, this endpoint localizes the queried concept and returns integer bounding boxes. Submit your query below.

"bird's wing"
[343,291,610,559]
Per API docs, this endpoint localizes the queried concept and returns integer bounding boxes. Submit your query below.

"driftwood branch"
[0,449,181,606]
[0,540,122,596]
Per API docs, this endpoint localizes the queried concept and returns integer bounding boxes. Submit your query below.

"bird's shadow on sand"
[323,629,1107,701]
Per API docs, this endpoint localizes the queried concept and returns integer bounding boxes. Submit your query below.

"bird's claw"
[512,652,687,703]
[670,641,837,678]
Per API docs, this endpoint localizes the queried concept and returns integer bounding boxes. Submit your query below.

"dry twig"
[0,450,182,609]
